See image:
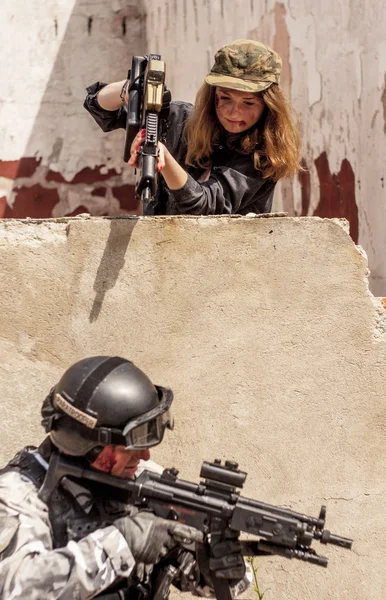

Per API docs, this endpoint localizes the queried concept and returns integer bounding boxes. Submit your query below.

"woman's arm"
[84,81,127,132]
[165,161,273,215]
[160,144,188,190]
[96,80,127,111]
[127,133,272,215]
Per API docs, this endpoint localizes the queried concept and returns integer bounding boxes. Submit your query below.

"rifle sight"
[200,459,247,491]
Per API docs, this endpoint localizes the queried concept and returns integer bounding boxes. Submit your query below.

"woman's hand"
[127,129,166,173]
[127,129,146,168]
[157,142,166,172]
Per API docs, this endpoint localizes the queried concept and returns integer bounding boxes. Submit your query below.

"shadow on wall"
[89,219,138,322]
[0,2,145,219]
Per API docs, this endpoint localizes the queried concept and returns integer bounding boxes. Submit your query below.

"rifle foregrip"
[211,576,234,600]
[136,154,157,202]
[123,124,139,162]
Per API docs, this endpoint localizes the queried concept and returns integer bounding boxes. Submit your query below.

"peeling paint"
[0,158,42,180]
[3,0,386,290]
[112,184,138,212]
[1,1,144,219]
[298,160,311,216]
[0,197,7,218]
[5,185,60,219]
[46,166,119,185]
[91,187,107,198]
[0,160,133,218]
[314,152,358,243]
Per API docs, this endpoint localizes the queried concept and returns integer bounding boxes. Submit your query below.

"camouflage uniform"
[1,358,250,598]
[0,447,251,599]
[0,449,138,599]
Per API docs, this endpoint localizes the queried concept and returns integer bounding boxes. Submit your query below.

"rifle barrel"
[318,529,353,549]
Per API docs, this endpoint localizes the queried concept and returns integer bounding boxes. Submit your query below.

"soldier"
[0,356,248,599]
[84,39,302,216]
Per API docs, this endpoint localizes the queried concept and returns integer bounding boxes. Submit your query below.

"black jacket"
[84,82,276,216]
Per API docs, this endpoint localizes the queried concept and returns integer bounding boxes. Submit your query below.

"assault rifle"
[39,454,353,600]
[122,54,169,203]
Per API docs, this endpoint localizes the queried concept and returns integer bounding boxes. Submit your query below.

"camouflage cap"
[204,39,282,93]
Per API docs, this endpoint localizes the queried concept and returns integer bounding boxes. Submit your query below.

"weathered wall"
[0,215,386,599]
[143,0,386,295]
[1,1,385,293]
[0,0,144,217]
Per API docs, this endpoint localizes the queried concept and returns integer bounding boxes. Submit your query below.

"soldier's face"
[92,445,151,479]
[215,87,265,134]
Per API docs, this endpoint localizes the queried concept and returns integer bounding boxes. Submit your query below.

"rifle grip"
[123,124,139,163]
[211,575,234,600]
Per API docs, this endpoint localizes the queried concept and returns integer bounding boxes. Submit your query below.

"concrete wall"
[1,215,386,598]
[0,0,144,217]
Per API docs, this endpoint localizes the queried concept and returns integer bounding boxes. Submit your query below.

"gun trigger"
[167,508,179,520]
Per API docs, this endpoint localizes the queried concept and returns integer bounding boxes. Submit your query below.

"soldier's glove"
[114,511,203,566]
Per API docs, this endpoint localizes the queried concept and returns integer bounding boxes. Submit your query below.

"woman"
[84,39,302,215]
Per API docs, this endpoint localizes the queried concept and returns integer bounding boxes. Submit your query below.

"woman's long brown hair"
[185,83,302,181]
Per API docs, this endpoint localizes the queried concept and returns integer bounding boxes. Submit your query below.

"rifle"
[39,454,353,600]
[122,54,168,203]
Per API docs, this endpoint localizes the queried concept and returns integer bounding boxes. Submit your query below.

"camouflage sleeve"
[0,471,135,600]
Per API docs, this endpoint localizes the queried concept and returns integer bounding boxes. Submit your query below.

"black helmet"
[41,356,174,456]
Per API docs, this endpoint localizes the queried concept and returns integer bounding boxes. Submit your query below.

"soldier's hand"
[114,511,203,565]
